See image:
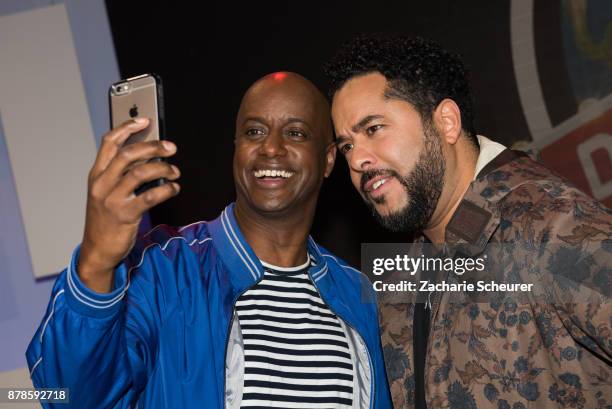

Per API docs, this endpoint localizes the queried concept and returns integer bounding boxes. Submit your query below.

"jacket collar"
[305,237,326,281]
[208,203,329,289]
[444,149,529,252]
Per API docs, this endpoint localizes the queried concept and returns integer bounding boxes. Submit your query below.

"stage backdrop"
[0,1,118,406]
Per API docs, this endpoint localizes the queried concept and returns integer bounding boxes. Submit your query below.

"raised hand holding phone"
[77,76,180,293]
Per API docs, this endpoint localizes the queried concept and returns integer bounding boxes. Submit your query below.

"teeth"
[253,169,294,179]
[373,178,387,190]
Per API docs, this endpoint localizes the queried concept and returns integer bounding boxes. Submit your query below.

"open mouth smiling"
[253,169,295,179]
[251,167,297,189]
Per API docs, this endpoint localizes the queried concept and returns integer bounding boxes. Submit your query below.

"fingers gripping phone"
[109,73,166,194]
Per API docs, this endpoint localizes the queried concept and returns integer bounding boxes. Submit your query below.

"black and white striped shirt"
[236,258,354,408]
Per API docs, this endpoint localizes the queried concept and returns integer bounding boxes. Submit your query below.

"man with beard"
[325,35,611,408]
[27,72,392,408]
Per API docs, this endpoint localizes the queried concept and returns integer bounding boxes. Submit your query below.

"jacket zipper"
[312,281,376,409]
[222,275,263,409]
[423,268,445,403]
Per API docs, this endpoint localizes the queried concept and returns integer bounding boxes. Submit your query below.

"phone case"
[109,73,165,143]
[109,74,166,194]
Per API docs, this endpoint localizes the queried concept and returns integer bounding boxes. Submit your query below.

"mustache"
[360,169,402,194]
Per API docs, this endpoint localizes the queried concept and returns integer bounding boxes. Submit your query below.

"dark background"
[105,0,558,266]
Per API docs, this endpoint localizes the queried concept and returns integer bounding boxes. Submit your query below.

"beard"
[361,124,445,234]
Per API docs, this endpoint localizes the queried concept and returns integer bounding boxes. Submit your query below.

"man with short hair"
[325,35,611,409]
[27,72,392,408]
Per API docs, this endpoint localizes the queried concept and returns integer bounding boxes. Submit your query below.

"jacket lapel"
[207,203,263,293]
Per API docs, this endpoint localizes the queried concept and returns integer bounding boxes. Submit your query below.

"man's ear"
[433,99,462,145]
[324,141,337,178]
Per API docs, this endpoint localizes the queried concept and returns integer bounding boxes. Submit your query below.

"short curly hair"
[324,34,477,144]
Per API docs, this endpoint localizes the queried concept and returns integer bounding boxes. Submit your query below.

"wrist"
[77,246,115,292]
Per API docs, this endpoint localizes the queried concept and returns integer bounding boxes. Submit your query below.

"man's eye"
[287,129,307,139]
[245,128,265,137]
[366,124,383,135]
[339,143,354,154]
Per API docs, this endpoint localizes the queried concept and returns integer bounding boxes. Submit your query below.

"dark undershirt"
[414,236,434,409]
[413,302,430,409]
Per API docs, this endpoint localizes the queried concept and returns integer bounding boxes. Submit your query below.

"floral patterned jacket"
[380,150,612,408]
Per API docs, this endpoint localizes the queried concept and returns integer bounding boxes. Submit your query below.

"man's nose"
[259,131,287,157]
[348,143,376,172]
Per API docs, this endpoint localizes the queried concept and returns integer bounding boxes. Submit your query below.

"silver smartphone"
[109,73,166,193]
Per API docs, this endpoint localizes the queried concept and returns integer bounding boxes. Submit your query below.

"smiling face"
[332,72,445,233]
[233,73,335,216]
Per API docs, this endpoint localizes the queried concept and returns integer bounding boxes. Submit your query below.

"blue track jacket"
[26,204,392,408]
